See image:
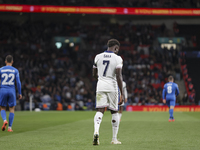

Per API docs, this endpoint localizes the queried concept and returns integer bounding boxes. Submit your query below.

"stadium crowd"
[1,0,200,8]
[0,20,184,110]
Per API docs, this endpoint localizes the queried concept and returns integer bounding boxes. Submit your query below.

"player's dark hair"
[168,75,174,81]
[107,39,120,47]
[5,55,13,63]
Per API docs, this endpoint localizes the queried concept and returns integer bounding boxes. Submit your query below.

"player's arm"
[116,68,123,105]
[92,56,98,80]
[16,70,22,99]
[176,84,180,97]
[162,85,166,104]
[116,57,124,105]
[123,83,128,103]
[92,67,98,80]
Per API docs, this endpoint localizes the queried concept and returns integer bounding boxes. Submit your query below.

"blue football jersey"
[0,66,21,94]
[162,82,179,100]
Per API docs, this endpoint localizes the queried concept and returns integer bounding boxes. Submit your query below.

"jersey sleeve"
[162,84,166,99]
[93,55,98,68]
[176,84,180,96]
[16,70,22,95]
[116,56,123,69]
[123,82,128,99]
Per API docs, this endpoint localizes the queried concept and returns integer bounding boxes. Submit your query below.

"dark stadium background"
[0,0,200,111]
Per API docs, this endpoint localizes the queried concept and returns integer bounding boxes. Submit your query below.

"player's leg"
[108,92,121,144]
[93,92,107,145]
[119,106,123,121]
[94,108,104,135]
[169,106,175,121]
[169,100,175,121]
[119,99,124,121]
[93,108,104,145]
[166,100,172,121]
[0,90,8,131]
[7,91,16,132]
[0,106,8,131]
[110,110,121,144]
[8,106,15,132]
[0,106,7,122]
[118,90,123,121]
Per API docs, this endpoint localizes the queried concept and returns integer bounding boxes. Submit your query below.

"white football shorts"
[96,91,119,111]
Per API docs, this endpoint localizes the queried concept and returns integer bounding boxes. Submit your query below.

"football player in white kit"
[119,81,128,121]
[93,39,124,145]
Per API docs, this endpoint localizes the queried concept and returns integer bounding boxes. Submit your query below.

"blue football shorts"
[0,89,16,107]
[166,99,176,107]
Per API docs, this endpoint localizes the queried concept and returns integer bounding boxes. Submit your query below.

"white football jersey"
[93,51,123,92]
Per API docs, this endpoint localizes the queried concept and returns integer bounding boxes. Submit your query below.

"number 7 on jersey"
[103,60,110,76]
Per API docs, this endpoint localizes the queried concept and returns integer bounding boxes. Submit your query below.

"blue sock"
[169,109,174,119]
[1,110,7,121]
[9,113,14,127]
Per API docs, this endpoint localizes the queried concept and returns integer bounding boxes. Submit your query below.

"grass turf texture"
[0,111,200,150]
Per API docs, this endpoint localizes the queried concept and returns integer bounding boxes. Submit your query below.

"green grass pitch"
[0,111,200,150]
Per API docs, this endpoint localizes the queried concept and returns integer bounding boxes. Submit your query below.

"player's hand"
[118,95,124,105]
[18,94,22,100]
[125,98,127,103]
[163,99,166,104]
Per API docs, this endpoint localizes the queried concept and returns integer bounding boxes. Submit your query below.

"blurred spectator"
[55,91,62,102]
[0,20,185,109]
[86,99,93,110]
[189,90,196,104]
[41,94,52,103]
[74,103,83,110]
[182,91,188,105]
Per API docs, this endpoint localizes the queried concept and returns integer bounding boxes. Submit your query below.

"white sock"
[94,112,103,135]
[111,113,119,141]
[8,127,12,129]
[4,120,7,122]
[119,113,122,121]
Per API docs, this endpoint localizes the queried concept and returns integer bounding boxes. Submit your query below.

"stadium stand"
[175,23,200,105]
[174,23,200,47]
[0,19,186,110]
[1,0,200,8]
[180,53,196,104]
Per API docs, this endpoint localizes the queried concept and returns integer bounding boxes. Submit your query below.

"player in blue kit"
[0,55,22,132]
[162,76,179,122]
